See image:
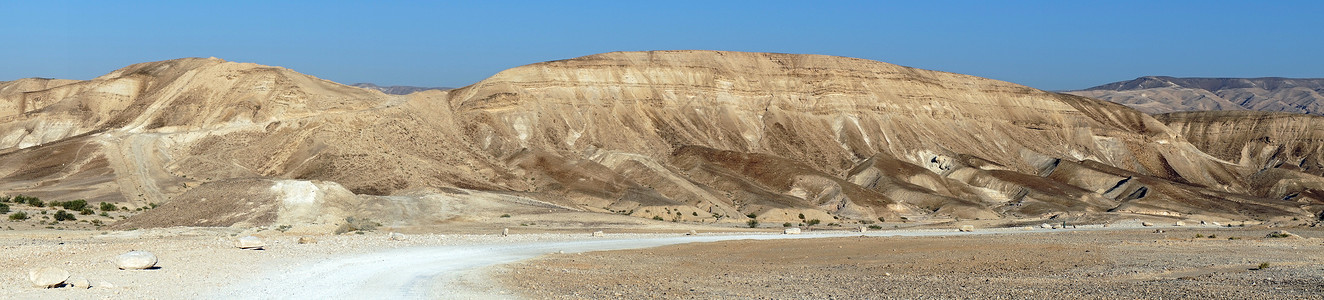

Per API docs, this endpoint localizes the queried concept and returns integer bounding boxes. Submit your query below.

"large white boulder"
[115,250,158,270]
[958,225,974,232]
[28,267,69,288]
[235,236,266,249]
[784,227,802,234]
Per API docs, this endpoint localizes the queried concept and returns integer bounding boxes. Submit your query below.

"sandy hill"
[1067,76,1324,115]
[349,83,450,95]
[1,51,1319,231]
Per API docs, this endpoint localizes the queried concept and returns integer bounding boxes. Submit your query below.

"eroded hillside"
[1,51,1318,231]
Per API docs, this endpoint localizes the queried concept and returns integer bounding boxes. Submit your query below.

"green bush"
[60,200,87,211]
[806,219,822,226]
[79,208,95,215]
[746,219,759,228]
[100,202,117,211]
[782,222,792,227]
[15,195,43,207]
[868,225,883,230]
[54,210,76,221]
[746,213,758,218]
[0,203,8,214]
[0,196,10,203]
[9,211,28,221]
[798,213,805,220]
[500,214,511,218]
[652,215,664,221]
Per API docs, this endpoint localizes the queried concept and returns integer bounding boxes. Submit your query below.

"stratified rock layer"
[0,51,1317,228]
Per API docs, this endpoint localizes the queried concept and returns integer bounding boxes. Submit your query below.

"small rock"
[1022,226,1035,231]
[1142,222,1154,227]
[686,230,697,236]
[68,276,90,289]
[1210,221,1221,227]
[882,272,891,277]
[297,236,317,244]
[96,281,115,289]
[1174,221,1185,226]
[235,236,266,249]
[1051,224,1061,229]
[28,267,69,288]
[502,228,510,236]
[958,225,974,232]
[783,227,802,234]
[1040,223,1052,229]
[591,231,605,237]
[388,232,407,241]
[114,250,158,270]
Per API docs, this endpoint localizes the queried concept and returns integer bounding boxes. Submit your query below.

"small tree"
[60,199,87,211]
[100,202,117,211]
[747,219,759,228]
[806,219,822,227]
[79,208,95,215]
[0,203,8,214]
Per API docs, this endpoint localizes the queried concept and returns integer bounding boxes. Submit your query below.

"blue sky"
[3,1,1321,90]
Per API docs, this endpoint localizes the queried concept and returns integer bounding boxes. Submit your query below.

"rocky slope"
[0,51,1318,231]
[1067,76,1324,115]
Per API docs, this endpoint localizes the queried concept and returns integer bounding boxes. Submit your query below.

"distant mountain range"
[350,83,451,95]
[1066,76,1324,116]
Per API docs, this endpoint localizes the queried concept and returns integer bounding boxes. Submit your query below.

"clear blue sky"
[3,1,1321,90]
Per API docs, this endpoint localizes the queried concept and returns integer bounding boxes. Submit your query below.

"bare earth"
[496,228,1324,299]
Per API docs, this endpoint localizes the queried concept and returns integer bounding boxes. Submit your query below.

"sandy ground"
[495,227,1324,299]
[4,224,1321,299]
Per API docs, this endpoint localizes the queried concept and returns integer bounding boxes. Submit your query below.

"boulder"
[502,228,510,236]
[388,232,407,241]
[297,236,317,244]
[784,228,802,234]
[1141,222,1154,227]
[1040,223,1052,229]
[1174,221,1185,226]
[591,231,605,237]
[859,226,868,233]
[235,236,266,249]
[958,225,974,232]
[28,267,69,288]
[68,276,90,289]
[114,250,158,270]
[686,230,697,236]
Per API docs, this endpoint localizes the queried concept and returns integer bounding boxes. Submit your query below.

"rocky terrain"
[0,51,1321,233]
[1067,76,1324,116]
[349,83,450,95]
[498,227,1324,299]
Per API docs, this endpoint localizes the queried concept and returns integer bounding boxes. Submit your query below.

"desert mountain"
[1,51,1319,231]
[349,83,450,95]
[1067,76,1324,115]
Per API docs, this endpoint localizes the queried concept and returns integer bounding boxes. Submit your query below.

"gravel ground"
[495,227,1324,299]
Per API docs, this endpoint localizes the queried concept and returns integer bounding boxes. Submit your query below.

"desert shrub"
[783,222,792,227]
[1195,234,1204,238]
[860,220,874,224]
[54,210,76,221]
[99,212,109,217]
[1208,234,1217,239]
[868,225,883,230]
[691,212,698,216]
[798,213,805,220]
[806,219,822,226]
[0,196,10,202]
[18,195,43,207]
[333,216,380,234]
[1256,262,1270,270]
[746,213,758,218]
[100,202,117,211]
[747,219,759,228]
[149,203,158,209]
[878,217,886,222]
[500,214,511,218]
[0,203,8,214]
[60,200,87,211]
[8,211,26,221]
[1267,232,1292,238]
[79,208,94,215]
[652,216,664,221]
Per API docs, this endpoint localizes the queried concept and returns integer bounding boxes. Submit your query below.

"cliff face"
[1067,76,1324,115]
[1,51,1316,229]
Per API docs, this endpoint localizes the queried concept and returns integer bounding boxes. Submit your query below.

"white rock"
[235,236,266,249]
[859,226,868,233]
[28,267,69,288]
[69,276,90,289]
[297,236,317,244]
[114,250,158,270]
[1174,221,1185,226]
[1040,223,1052,229]
[1022,226,1035,231]
[591,231,604,237]
[958,225,974,232]
[1210,221,1221,227]
[784,228,802,234]
[686,230,697,236]
[1141,222,1154,227]
[502,228,510,236]
[388,232,407,241]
